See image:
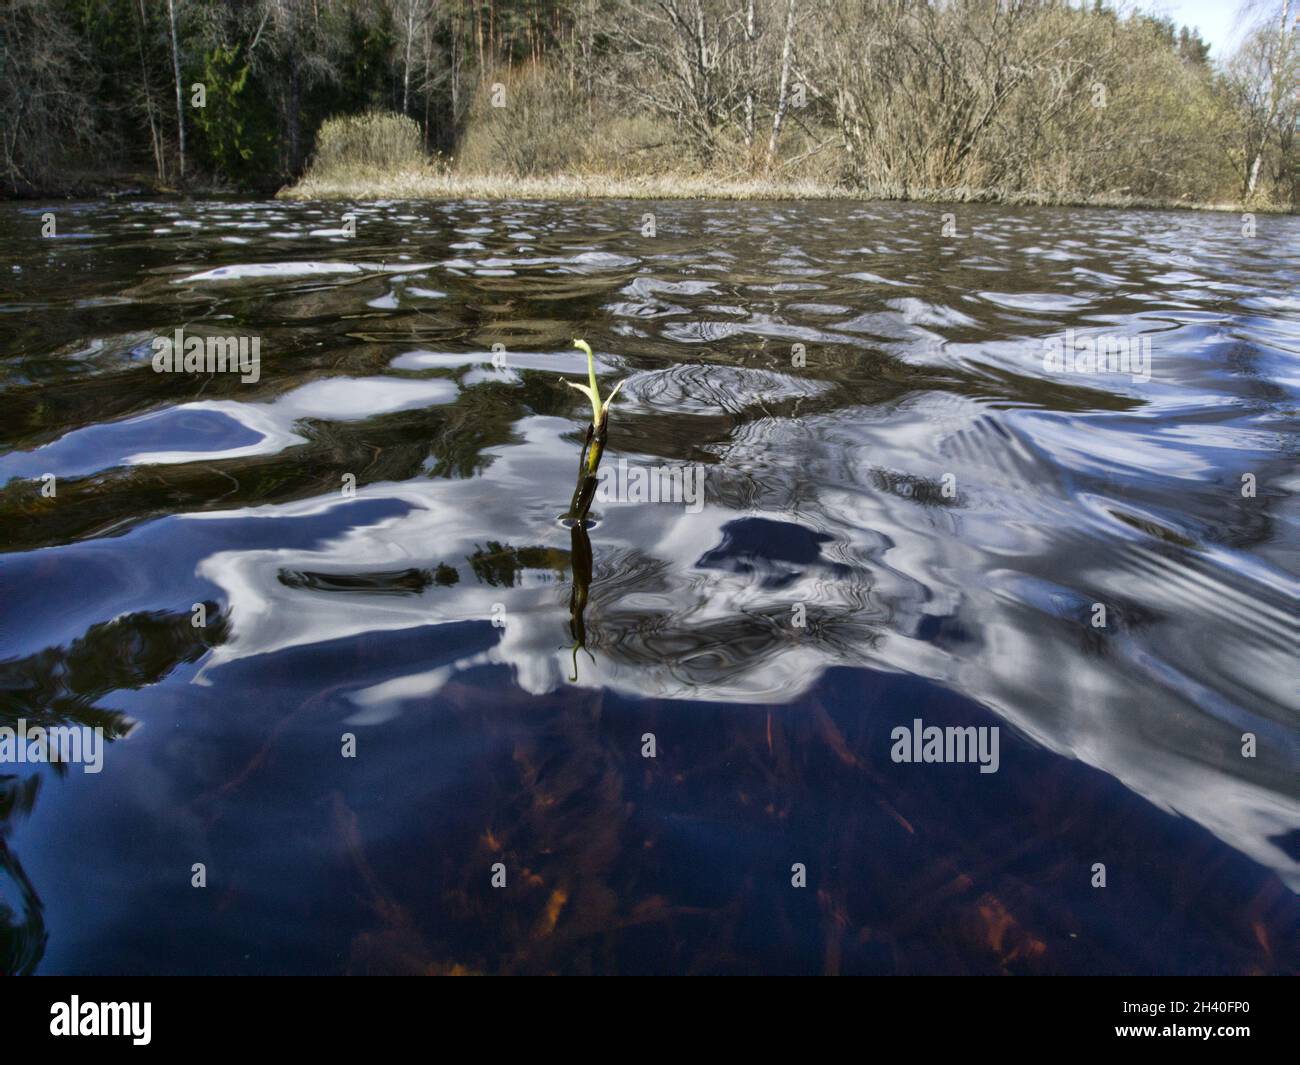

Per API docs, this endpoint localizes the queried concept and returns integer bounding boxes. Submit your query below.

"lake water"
[0,198,1296,975]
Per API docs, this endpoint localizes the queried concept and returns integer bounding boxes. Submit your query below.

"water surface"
[1,198,1296,974]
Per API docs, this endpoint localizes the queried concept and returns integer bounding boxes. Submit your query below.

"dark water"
[0,198,1296,975]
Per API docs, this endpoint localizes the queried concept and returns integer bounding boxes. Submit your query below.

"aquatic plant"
[566,338,623,521]
[562,339,622,678]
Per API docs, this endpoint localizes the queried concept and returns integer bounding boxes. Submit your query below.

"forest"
[1,0,1296,207]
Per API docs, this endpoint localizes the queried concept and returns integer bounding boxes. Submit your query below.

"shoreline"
[0,170,281,202]
[5,171,1291,216]
[274,169,1294,214]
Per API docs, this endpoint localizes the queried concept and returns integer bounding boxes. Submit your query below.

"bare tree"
[243,0,346,175]
[594,0,751,160]
[0,0,100,190]
[390,0,432,118]
[1231,0,1297,198]
[801,0,1087,190]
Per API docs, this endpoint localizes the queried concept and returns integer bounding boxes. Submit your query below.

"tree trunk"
[166,0,185,179]
[766,0,797,171]
[286,61,302,175]
[422,12,431,150]
[476,3,485,75]
[452,13,461,128]
[402,2,416,116]
[743,0,756,150]
[135,0,164,182]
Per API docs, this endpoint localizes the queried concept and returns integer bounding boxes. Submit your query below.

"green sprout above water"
[566,339,624,471]
[565,338,624,522]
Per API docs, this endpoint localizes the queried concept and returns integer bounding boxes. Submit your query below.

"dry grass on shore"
[276,168,1275,214]
[280,168,849,203]
[278,113,1285,213]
